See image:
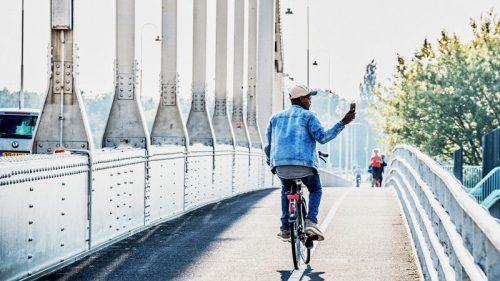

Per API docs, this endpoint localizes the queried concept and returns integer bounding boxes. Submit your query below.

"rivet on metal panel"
[60,243,65,247]
[28,255,33,259]
[109,225,112,228]
[61,212,65,216]
[28,221,33,225]
[28,238,33,242]
[61,228,65,231]
[29,204,33,208]
[110,199,113,202]
[62,197,65,201]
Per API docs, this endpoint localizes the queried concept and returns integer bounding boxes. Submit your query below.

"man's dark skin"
[291,95,356,125]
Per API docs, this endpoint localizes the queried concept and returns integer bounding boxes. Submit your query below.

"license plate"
[1,151,30,157]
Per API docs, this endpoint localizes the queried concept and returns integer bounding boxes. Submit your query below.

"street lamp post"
[285,0,310,88]
[140,23,160,98]
[19,0,25,109]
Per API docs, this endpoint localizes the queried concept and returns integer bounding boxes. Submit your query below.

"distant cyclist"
[265,85,355,242]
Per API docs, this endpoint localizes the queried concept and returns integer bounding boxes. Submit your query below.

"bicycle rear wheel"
[302,200,311,264]
[290,201,309,269]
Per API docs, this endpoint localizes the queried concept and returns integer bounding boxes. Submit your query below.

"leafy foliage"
[359,60,377,101]
[370,11,500,164]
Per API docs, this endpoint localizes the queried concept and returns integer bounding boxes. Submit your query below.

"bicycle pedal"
[305,239,314,249]
[309,235,320,241]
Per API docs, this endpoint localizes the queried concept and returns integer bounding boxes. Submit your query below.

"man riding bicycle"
[265,85,355,242]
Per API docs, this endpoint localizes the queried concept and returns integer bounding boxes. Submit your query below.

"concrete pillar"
[231,0,250,148]
[256,0,274,140]
[247,0,262,148]
[102,0,149,149]
[212,0,235,145]
[186,0,215,146]
[151,0,188,147]
[33,0,94,153]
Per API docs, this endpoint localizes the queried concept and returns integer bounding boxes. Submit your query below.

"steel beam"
[246,0,262,148]
[186,0,216,146]
[102,0,149,149]
[256,0,274,140]
[231,0,251,148]
[32,0,94,153]
[151,0,189,147]
[212,0,235,146]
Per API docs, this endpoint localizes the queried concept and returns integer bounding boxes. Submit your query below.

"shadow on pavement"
[277,270,292,280]
[303,265,326,280]
[42,188,275,281]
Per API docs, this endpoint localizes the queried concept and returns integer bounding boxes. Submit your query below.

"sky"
[0,0,498,102]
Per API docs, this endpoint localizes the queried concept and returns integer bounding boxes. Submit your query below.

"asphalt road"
[43,187,420,281]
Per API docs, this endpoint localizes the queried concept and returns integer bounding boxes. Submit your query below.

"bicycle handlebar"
[318,151,329,158]
[318,151,328,163]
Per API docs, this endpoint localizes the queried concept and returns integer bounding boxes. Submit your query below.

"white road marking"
[287,189,351,281]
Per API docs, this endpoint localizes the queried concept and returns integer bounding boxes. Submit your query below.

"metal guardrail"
[468,167,500,206]
[0,146,273,281]
[386,145,500,281]
[441,165,483,190]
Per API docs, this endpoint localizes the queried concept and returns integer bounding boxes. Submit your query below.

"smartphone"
[350,102,356,112]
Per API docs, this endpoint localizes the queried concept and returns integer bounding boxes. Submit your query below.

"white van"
[0,108,39,156]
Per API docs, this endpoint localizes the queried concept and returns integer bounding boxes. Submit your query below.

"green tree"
[359,60,377,101]
[371,11,499,164]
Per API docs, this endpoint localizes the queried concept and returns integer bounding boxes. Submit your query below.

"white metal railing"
[469,167,500,206]
[441,165,483,190]
[0,146,272,281]
[386,145,500,281]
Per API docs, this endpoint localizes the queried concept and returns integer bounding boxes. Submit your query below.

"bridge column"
[186,0,216,146]
[247,0,262,148]
[231,0,251,148]
[256,0,275,139]
[32,0,93,153]
[102,0,149,149]
[273,0,285,113]
[151,0,188,147]
[212,0,235,146]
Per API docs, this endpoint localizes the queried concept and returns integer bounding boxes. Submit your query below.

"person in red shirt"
[371,148,383,187]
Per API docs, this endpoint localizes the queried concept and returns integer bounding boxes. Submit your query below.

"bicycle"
[286,151,328,269]
[287,179,313,269]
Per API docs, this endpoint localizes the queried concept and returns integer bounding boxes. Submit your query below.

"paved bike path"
[42,187,419,281]
[301,188,421,281]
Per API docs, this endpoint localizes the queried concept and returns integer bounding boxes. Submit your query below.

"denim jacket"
[264,105,344,169]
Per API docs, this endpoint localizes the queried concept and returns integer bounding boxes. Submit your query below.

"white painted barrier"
[386,145,500,281]
[0,145,272,281]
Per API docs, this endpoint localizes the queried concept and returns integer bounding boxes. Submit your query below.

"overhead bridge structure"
[0,0,499,281]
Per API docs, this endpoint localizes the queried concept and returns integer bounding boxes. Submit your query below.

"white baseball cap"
[289,85,318,99]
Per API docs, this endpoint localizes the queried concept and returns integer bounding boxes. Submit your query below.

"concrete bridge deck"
[42,187,420,281]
